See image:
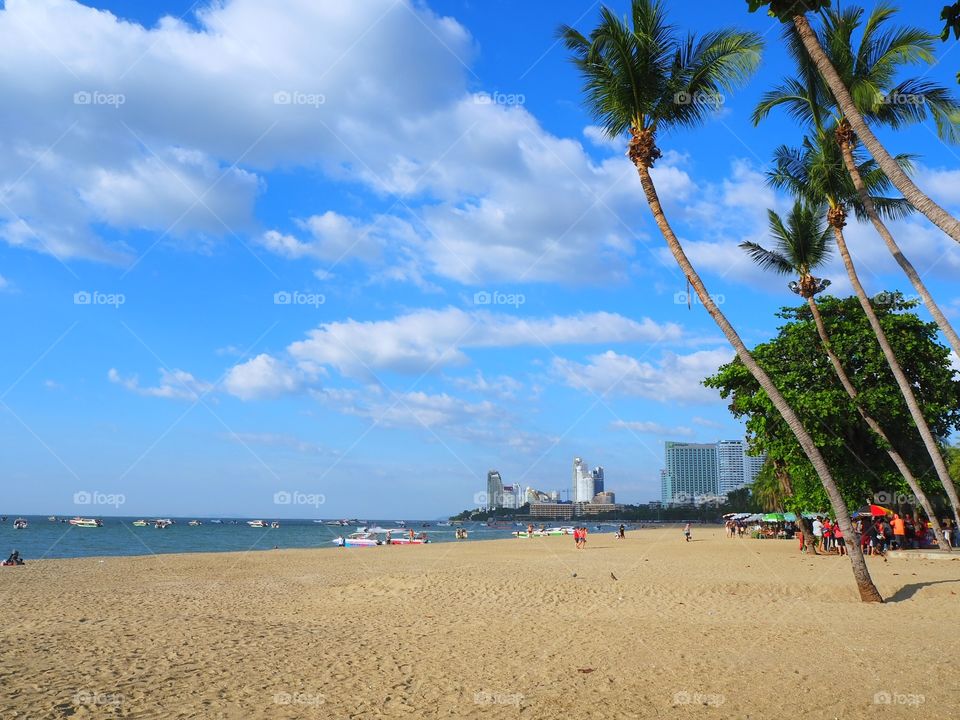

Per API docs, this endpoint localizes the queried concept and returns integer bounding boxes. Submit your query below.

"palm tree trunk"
[791,13,960,244]
[806,296,951,550]
[774,459,817,552]
[632,144,882,601]
[835,132,960,360]
[829,222,960,532]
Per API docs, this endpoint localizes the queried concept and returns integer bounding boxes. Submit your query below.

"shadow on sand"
[885,578,960,603]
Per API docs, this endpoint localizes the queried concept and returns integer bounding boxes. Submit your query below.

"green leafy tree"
[741,202,951,549]
[705,295,960,522]
[561,0,882,602]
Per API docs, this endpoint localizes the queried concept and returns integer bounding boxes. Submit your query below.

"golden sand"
[1,527,958,719]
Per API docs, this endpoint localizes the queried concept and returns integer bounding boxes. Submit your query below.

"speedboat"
[210,519,223,524]
[154,519,172,529]
[69,517,102,528]
[247,520,267,528]
[332,532,382,547]
[388,533,430,545]
[270,521,280,529]
[48,516,57,522]
[544,527,575,536]
[357,525,395,533]
[188,520,202,526]
[132,519,148,527]
[13,518,27,529]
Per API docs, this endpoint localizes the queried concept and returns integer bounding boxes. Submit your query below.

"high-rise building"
[591,466,604,494]
[660,440,766,504]
[501,485,522,509]
[662,442,718,504]
[572,457,595,503]
[717,440,746,496]
[486,470,504,510]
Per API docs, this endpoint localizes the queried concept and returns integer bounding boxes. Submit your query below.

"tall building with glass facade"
[717,440,746,495]
[486,470,504,510]
[662,442,719,504]
[572,457,595,503]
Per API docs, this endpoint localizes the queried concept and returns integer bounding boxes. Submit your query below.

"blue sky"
[1,0,958,518]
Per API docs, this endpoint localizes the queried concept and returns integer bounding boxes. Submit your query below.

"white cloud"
[0,274,8,291]
[611,419,694,437]
[452,370,523,399]
[108,367,213,400]
[223,353,304,400]
[915,165,960,208]
[286,307,683,378]
[551,348,733,404]
[950,351,959,377]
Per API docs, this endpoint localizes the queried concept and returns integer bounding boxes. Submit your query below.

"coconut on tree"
[559,0,883,601]
[769,134,960,532]
[747,0,960,243]
[742,200,950,549]
[753,3,960,364]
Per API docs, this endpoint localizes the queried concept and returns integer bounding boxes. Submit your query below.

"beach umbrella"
[854,504,892,517]
[762,513,785,522]
[783,512,797,522]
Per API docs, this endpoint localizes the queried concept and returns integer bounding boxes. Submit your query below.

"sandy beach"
[2,527,958,719]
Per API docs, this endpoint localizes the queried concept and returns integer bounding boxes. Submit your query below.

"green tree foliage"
[704,294,960,510]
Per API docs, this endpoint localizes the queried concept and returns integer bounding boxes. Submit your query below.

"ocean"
[0,516,622,561]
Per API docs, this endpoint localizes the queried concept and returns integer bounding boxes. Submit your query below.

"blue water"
[0,517,623,561]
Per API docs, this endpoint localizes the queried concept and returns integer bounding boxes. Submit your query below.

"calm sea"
[0,516,622,561]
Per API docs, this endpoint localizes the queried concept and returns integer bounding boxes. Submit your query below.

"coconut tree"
[748,0,960,243]
[770,135,960,532]
[559,0,883,601]
[742,201,950,549]
[753,3,960,364]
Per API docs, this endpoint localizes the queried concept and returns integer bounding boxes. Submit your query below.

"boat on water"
[188,520,202,526]
[270,521,280,529]
[436,521,451,527]
[48,516,57,522]
[387,533,430,545]
[247,520,267,528]
[154,519,173,529]
[210,520,223,524]
[356,525,400,533]
[132,520,148,527]
[13,518,27,529]
[69,517,103,528]
[332,532,382,547]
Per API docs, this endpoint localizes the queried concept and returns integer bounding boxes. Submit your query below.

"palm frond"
[740,240,796,276]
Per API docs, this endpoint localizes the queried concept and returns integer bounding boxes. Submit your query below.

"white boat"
[188,520,202,526]
[270,521,280,529]
[356,525,398,533]
[332,532,381,547]
[69,517,102,528]
[387,533,430,545]
[47,516,57,522]
[210,520,223,524]
[132,519,148,527]
[247,520,267,528]
[154,519,172,529]
[13,518,28,529]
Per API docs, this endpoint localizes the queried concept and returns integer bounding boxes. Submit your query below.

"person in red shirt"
[833,522,845,556]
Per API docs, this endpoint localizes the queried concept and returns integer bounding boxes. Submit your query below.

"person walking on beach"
[683,523,691,542]
[573,527,581,548]
[618,524,626,540]
[812,517,824,553]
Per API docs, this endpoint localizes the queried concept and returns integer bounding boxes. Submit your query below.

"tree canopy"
[704,293,960,512]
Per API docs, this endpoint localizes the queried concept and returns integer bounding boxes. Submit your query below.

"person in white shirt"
[812,518,824,553]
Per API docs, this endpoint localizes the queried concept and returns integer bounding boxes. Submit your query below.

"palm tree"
[751,1,960,242]
[560,0,883,601]
[770,135,960,533]
[742,201,950,550]
[754,4,960,366]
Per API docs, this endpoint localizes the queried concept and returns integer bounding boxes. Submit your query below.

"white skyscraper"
[572,457,595,503]
[717,440,746,496]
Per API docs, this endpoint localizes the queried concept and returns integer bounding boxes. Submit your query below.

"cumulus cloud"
[223,353,305,400]
[108,367,213,400]
[551,348,733,404]
[286,307,683,378]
